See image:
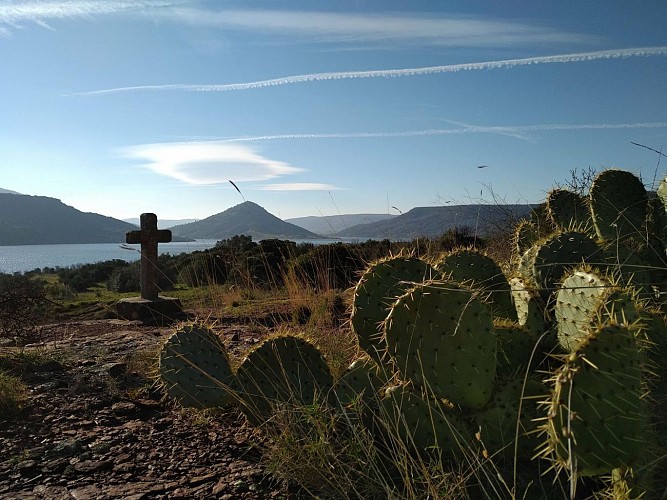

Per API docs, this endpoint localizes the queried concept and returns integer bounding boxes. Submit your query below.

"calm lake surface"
[0,238,357,274]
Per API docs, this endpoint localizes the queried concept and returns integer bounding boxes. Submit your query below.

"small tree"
[0,275,49,345]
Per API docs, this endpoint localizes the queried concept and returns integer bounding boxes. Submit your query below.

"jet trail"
[212,122,667,143]
[71,46,667,96]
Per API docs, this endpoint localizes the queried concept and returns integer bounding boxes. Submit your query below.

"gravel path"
[0,320,295,499]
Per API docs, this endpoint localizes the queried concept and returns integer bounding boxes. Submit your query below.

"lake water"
[0,240,219,274]
[0,238,361,274]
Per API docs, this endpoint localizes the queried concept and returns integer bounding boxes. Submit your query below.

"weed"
[0,370,28,418]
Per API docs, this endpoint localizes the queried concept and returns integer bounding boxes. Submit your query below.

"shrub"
[0,275,49,344]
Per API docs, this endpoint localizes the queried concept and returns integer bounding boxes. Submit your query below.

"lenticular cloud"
[73,46,667,96]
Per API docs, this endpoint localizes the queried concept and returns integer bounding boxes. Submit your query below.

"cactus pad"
[543,323,646,477]
[380,384,470,460]
[475,378,547,460]
[494,320,540,374]
[590,169,648,243]
[234,335,333,427]
[434,248,517,321]
[529,231,601,297]
[546,188,592,231]
[158,323,235,408]
[334,357,386,408]
[351,256,438,363]
[385,281,496,409]
[555,270,611,352]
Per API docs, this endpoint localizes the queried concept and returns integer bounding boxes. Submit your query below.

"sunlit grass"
[0,370,28,418]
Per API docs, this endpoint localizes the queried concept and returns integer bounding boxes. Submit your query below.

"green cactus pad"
[158,324,235,408]
[546,189,592,232]
[590,169,649,243]
[351,256,438,363]
[605,247,655,300]
[234,335,334,427]
[380,384,470,460]
[475,378,547,460]
[334,357,386,408]
[434,248,517,321]
[514,219,541,258]
[544,323,646,477]
[385,281,496,409]
[648,195,667,248]
[509,276,548,336]
[494,320,540,374]
[529,231,601,297]
[555,270,611,352]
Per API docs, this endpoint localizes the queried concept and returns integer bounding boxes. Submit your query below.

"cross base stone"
[116,296,184,325]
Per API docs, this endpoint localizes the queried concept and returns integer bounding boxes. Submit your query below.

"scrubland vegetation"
[3,168,667,499]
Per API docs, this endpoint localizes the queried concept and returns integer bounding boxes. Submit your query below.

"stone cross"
[126,213,172,301]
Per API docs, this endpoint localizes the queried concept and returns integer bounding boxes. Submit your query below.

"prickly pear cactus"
[610,242,667,301]
[590,169,649,243]
[542,323,646,477]
[513,219,541,258]
[555,269,611,352]
[434,248,517,321]
[380,384,470,461]
[475,378,547,460]
[509,276,548,335]
[234,335,333,427]
[334,357,386,408]
[158,323,235,408]
[351,256,438,363]
[385,281,496,409]
[546,188,592,232]
[526,231,601,298]
[494,320,540,374]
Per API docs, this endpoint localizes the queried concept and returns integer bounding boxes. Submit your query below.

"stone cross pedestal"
[116,213,183,324]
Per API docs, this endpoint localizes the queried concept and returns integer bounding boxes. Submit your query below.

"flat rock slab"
[116,296,184,325]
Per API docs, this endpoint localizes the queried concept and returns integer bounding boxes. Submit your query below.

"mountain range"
[170,201,319,240]
[336,204,535,239]
[0,194,139,245]
[284,214,396,236]
[0,190,534,246]
[124,217,198,229]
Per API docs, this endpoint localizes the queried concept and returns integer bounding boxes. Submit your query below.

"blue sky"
[1,1,666,221]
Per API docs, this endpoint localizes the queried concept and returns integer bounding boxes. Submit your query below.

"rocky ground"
[0,319,299,499]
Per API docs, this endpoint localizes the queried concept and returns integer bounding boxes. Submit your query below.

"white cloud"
[258,183,341,191]
[74,46,667,96]
[166,8,594,47]
[0,3,593,49]
[123,142,303,185]
[0,0,176,33]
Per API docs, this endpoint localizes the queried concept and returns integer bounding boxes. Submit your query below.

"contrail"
[71,46,667,96]
[211,121,667,143]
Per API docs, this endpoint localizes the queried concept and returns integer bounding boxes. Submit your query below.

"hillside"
[337,204,535,239]
[0,194,139,245]
[170,201,320,240]
[286,213,396,236]
[124,217,198,229]
[0,188,21,195]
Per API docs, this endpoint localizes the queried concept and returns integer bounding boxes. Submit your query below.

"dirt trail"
[0,320,294,499]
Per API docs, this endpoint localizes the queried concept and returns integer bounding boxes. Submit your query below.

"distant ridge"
[337,204,535,239]
[171,201,320,240]
[124,217,198,229]
[0,188,21,195]
[286,213,397,236]
[0,194,139,245]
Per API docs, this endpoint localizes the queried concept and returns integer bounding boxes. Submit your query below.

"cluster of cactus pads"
[157,168,667,498]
